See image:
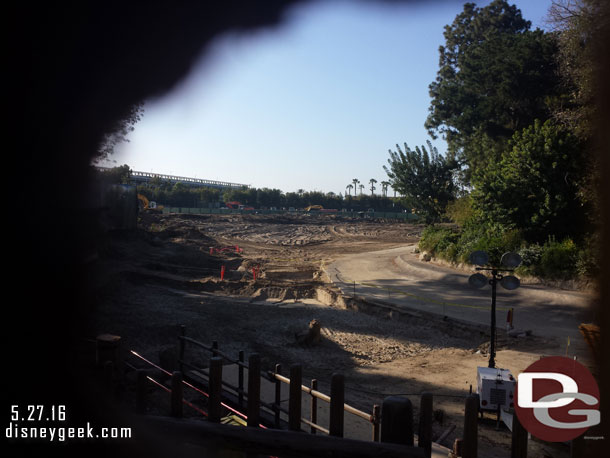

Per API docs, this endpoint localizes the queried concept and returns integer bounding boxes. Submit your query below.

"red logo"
[514,356,600,442]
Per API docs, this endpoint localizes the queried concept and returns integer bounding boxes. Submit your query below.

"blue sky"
[100,0,555,195]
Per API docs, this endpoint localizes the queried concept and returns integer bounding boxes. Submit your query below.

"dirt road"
[327,245,595,361]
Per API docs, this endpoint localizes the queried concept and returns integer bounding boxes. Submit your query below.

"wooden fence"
[98,326,585,458]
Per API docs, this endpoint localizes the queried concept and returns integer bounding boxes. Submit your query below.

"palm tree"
[346,184,353,197]
[358,183,365,195]
[369,178,377,196]
[381,181,390,197]
[352,178,360,197]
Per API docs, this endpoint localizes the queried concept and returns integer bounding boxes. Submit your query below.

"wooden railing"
[95,324,572,458]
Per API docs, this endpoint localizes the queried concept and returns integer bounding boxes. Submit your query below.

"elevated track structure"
[97,167,250,190]
[130,170,249,189]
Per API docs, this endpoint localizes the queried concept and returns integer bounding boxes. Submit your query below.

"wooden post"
[274,364,282,428]
[170,371,183,418]
[418,392,433,458]
[310,379,318,434]
[372,404,381,442]
[462,394,478,458]
[136,370,147,414]
[450,438,463,458]
[212,340,219,357]
[208,357,223,423]
[329,373,345,437]
[289,364,302,431]
[511,410,528,458]
[178,325,186,373]
[380,396,413,446]
[247,353,261,428]
[238,350,245,407]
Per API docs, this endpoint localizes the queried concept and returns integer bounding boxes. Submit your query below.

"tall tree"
[369,178,377,196]
[381,181,390,197]
[546,0,610,220]
[426,0,561,182]
[384,140,457,222]
[547,0,609,140]
[471,119,585,241]
[346,184,353,197]
[352,178,360,196]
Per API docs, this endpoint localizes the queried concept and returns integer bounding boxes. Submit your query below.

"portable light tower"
[469,251,522,416]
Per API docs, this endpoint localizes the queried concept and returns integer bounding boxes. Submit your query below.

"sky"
[99,0,556,196]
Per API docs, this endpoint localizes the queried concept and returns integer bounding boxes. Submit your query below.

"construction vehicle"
[305,205,323,211]
[137,193,163,212]
[225,201,255,211]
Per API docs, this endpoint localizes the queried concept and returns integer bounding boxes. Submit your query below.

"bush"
[515,244,543,276]
[418,219,593,281]
[445,195,474,226]
[536,237,579,279]
[418,226,460,261]
[575,233,600,278]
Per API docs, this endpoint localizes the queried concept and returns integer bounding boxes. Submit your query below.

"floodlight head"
[470,250,489,267]
[500,275,520,290]
[501,252,522,268]
[469,273,488,289]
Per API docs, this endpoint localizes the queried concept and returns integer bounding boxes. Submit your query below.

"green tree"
[471,119,585,241]
[426,0,561,182]
[99,164,131,184]
[384,140,457,222]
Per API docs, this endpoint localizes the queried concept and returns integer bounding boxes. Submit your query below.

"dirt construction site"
[89,211,597,458]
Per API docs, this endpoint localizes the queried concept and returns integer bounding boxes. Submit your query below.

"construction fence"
[162,207,419,220]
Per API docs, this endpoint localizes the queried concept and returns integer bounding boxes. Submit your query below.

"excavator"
[137,193,163,212]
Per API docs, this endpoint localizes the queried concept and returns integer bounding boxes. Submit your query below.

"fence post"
[380,396,413,446]
[310,379,318,434]
[247,353,261,428]
[372,404,381,442]
[419,392,433,458]
[329,373,345,437]
[178,325,186,373]
[289,364,302,431]
[170,371,183,418]
[274,364,282,428]
[238,350,245,407]
[511,410,528,458]
[136,370,147,414]
[462,394,479,458]
[209,357,223,423]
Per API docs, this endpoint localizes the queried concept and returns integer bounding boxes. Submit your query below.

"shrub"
[418,226,460,261]
[445,195,474,227]
[536,237,579,279]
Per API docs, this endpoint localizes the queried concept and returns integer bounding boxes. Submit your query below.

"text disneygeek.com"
[6,405,131,442]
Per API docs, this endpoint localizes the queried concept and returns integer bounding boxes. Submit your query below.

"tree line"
[97,165,406,211]
[385,0,606,280]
